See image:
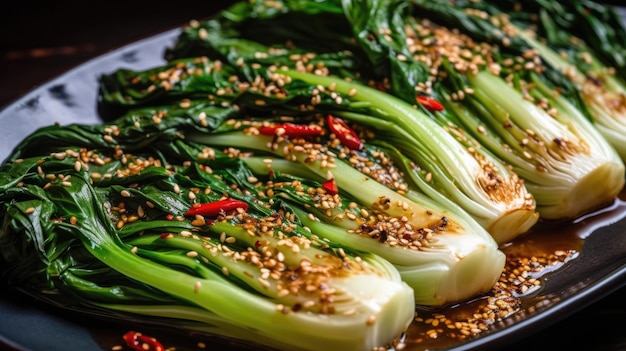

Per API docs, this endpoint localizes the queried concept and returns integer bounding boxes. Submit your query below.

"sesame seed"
[52,152,67,160]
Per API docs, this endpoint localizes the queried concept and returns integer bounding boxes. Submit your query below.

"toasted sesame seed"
[52,152,67,160]
[192,217,206,226]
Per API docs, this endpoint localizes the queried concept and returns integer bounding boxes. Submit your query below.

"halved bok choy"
[99,35,538,243]
[471,0,626,162]
[366,0,625,219]
[0,118,414,351]
[191,126,506,306]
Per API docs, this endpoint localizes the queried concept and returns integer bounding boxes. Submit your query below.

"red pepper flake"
[122,331,165,351]
[417,95,445,112]
[326,114,363,150]
[165,213,174,221]
[322,179,339,195]
[184,199,249,218]
[259,123,323,138]
[375,81,387,92]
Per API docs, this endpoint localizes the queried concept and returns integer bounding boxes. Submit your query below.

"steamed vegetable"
[0,118,414,351]
[100,7,539,244]
[2,1,626,350]
[454,0,626,162]
[360,0,626,219]
[97,84,508,306]
[190,125,506,305]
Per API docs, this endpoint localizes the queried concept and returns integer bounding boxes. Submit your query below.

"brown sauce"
[400,189,626,350]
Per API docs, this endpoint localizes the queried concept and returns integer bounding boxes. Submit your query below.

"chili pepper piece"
[326,114,363,150]
[122,331,165,351]
[375,81,387,92]
[416,95,445,112]
[184,199,249,217]
[259,123,323,138]
[322,179,339,195]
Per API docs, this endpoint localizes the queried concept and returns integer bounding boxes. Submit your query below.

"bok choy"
[0,117,414,351]
[454,0,626,162]
[189,125,505,306]
[100,8,539,244]
[99,83,507,306]
[359,0,625,220]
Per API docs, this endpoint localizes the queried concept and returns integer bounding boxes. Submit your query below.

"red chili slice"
[326,114,363,150]
[259,123,323,138]
[184,199,249,217]
[322,179,339,195]
[416,95,445,112]
[122,331,165,351]
[375,81,387,92]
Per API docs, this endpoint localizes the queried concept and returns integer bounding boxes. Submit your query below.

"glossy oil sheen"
[0,26,625,351]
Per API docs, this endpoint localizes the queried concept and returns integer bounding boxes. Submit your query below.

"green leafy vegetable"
[3,1,626,350]
[360,0,626,219]
[99,12,539,244]
[0,120,414,351]
[459,0,626,162]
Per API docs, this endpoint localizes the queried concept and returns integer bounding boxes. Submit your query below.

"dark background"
[0,1,236,106]
[1,1,626,351]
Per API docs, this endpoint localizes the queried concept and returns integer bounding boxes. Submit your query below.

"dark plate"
[1,13,626,351]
